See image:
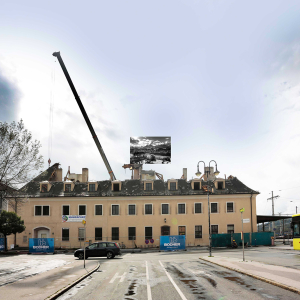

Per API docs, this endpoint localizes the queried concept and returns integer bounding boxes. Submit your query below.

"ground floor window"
[112,227,119,240]
[195,225,202,238]
[95,227,102,240]
[62,228,69,241]
[145,227,152,240]
[211,225,218,235]
[128,227,136,240]
[178,226,186,235]
[227,224,234,234]
[78,228,85,241]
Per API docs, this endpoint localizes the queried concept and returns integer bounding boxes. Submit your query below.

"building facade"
[7,164,259,249]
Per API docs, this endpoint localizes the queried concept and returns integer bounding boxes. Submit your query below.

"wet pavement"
[0,247,299,299]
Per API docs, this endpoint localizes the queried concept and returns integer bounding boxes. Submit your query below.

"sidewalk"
[0,259,98,300]
[200,254,300,294]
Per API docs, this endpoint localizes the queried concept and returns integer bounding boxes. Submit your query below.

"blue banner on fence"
[29,238,54,253]
[160,235,185,251]
[0,238,4,251]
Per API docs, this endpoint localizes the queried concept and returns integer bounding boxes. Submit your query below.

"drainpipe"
[250,192,253,246]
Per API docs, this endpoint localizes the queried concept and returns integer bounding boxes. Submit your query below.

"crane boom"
[52,51,116,181]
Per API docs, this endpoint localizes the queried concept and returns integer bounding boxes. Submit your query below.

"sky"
[130,137,171,147]
[1,0,300,216]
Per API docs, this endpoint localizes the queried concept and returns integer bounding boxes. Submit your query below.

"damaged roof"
[16,163,259,198]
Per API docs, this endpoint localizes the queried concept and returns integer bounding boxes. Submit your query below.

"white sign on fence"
[62,215,86,222]
[243,218,250,223]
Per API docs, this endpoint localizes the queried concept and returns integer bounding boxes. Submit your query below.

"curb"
[199,257,300,295]
[45,262,100,300]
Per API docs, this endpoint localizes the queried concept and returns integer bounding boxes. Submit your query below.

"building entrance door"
[161,226,170,236]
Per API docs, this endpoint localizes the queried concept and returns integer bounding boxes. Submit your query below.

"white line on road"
[159,260,187,300]
[145,261,152,300]
[109,272,127,283]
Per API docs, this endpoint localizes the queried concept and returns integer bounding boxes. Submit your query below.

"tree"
[0,211,26,251]
[0,119,44,189]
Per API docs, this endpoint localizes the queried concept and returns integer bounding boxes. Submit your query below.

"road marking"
[109,272,127,283]
[159,260,187,300]
[145,261,152,300]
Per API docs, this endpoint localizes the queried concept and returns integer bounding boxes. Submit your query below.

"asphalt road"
[57,251,300,300]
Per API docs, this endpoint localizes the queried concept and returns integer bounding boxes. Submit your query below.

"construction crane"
[53,52,116,181]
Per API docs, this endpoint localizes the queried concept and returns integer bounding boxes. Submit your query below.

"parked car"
[74,242,121,259]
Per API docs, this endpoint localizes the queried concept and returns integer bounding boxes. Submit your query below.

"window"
[195,203,202,214]
[78,228,85,241]
[79,205,86,215]
[95,227,102,240]
[112,205,119,215]
[145,204,153,215]
[62,205,69,215]
[211,225,218,235]
[95,205,103,215]
[195,225,202,238]
[23,236,27,243]
[145,227,152,240]
[227,202,234,213]
[211,203,218,213]
[178,226,186,235]
[113,183,120,191]
[89,184,96,192]
[35,206,50,216]
[112,227,119,240]
[217,182,223,189]
[62,228,69,241]
[128,204,136,215]
[65,184,71,192]
[145,183,152,191]
[41,184,47,193]
[162,204,169,214]
[194,182,200,190]
[170,182,176,191]
[178,203,185,214]
[128,227,136,240]
[227,224,234,234]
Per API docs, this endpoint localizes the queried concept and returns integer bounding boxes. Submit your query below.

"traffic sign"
[82,220,86,225]
[243,218,250,223]
[145,239,149,244]
[150,239,154,244]
[240,208,245,213]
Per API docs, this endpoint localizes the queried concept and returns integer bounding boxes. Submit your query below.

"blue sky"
[1,0,300,215]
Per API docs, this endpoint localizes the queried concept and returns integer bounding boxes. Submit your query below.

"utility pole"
[267,191,280,216]
[267,191,280,232]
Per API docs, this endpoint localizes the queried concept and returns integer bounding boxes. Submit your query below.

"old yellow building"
[7,163,258,249]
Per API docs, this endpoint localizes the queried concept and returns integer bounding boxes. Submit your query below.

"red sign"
[150,239,154,244]
[145,239,149,244]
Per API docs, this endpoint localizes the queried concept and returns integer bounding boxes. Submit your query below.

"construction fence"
[7,232,276,250]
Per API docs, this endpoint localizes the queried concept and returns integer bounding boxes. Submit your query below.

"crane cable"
[48,60,56,167]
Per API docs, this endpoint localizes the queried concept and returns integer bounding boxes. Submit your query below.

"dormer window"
[113,183,119,191]
[191,180,202,190]
[144,181,153,191]
[168,180,178,191]
[40,182,51,193]
[65,184,71,192]
[89,184,95,191]
[41,184,47,193]
[214,179,225,190]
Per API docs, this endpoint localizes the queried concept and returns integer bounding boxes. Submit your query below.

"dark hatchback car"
[74,242,121,259]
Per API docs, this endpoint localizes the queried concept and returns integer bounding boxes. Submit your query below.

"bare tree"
[0,119,44,189]
[0,120,43,243]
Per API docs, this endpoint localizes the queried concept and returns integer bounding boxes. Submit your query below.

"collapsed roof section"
[17,163,259,198]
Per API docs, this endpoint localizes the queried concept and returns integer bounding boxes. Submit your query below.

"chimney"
[82,168,89,182]
[56,168,63,181]
[182,168,187,180]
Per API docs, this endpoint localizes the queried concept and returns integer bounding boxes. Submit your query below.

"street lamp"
[195,160,220,257]
[290,201,298,214]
